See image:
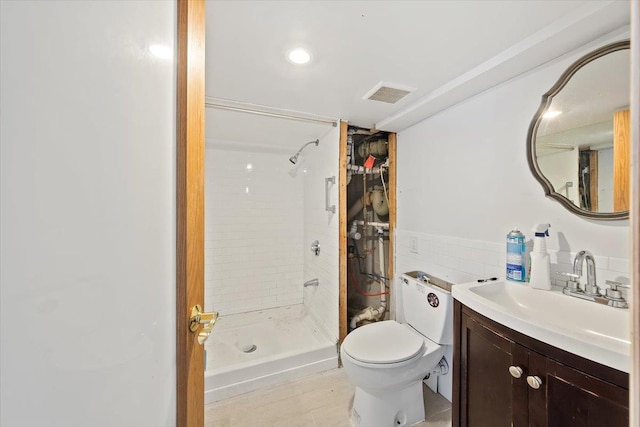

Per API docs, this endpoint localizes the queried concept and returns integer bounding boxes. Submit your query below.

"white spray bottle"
[529,223,551,290]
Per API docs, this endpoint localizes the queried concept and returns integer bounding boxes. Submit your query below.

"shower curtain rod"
[204,100,338,127]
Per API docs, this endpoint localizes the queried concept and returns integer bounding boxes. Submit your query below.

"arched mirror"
[527,40,630,220]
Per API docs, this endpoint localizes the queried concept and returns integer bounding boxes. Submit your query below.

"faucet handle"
[557,272,580,291]
[604,280,630,307]
[605,280,630,290]
[557,272,580,280]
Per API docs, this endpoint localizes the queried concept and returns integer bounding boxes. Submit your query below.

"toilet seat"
[342,320,425,366]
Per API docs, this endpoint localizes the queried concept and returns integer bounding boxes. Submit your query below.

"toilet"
[340,272,453,427]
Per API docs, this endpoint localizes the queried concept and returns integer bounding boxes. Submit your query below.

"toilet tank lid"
[342,321,424,364]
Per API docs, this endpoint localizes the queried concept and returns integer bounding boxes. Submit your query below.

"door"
[176,0,207,426]
[459,312,529,427]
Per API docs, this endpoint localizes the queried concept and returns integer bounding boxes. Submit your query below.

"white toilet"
[340,272,453,427]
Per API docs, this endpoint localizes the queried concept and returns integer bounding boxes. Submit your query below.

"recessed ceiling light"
[287,48,312,65]
[149,44,173,60]
[543,110,562,119]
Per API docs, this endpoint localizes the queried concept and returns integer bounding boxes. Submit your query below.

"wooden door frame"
[176,0,206,426]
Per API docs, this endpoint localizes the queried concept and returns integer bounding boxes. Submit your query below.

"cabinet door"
[527,352,629,427]
[460,313,529,427]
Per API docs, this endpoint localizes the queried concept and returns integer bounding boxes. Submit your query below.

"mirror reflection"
[530,42,630,218]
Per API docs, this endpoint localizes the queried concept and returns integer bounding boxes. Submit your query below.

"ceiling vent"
[363,81,415,104]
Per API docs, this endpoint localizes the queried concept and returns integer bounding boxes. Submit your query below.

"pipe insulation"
[346,190,389,221]
[357,139,388,159]
[370,189,389,217]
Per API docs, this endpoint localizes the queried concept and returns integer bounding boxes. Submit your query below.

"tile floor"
[205,368,452,427]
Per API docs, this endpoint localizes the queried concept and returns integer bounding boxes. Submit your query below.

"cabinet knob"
[508,366,523,378]
[527,375,543,389]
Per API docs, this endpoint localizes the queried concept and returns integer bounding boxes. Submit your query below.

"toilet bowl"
[341,272,454,427]
[341,321,445,426]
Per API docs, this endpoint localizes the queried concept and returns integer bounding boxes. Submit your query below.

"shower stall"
[202,116,341,403]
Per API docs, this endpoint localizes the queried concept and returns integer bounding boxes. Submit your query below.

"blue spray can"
[506,228,526,282]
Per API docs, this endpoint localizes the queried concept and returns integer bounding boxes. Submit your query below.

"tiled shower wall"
[204,147,304,315]
[303,127,341,342]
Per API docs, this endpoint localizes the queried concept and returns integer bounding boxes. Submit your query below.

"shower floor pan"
[204,304,338,403]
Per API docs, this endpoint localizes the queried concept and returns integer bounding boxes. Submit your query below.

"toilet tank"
[400,272,453,345]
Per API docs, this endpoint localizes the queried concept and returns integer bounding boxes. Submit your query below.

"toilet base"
[349,381,425,427]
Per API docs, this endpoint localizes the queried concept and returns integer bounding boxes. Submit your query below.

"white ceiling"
[539,48,630,136]
[205,0,630,149]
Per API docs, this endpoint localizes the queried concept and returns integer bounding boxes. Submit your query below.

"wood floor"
[205,368,452,427]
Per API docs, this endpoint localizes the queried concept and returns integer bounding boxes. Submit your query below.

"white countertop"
[452,280,630,373]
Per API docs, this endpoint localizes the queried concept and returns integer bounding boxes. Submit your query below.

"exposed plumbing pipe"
[424,357,450,380]
[289,139,319,164]
[376,227,387,319]
[346,130,354,185]
[353,220,389,229]
[348,221,361,240]
[350,306,382,329]
[347,197,365,222]
[347,190,388,222]
[349,228,387,329]
[346,164,386,174]
[347,130,354,165]
[363,173,370,276]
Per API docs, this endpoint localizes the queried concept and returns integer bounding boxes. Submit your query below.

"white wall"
[396,35,630,300]
[303,127,341,342]
[1,2,176,426]
[204,146,304,315]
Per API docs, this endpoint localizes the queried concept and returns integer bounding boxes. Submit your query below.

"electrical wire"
[348,259,389,296]
[351,238,389,281]
[380,169,389,206]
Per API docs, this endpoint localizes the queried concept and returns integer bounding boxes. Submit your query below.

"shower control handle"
[311,240,320,256]
[190,304,218,345]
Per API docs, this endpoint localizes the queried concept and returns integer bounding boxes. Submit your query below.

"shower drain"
[240,344,257,353]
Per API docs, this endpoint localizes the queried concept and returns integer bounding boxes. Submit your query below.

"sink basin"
[452,280,630,372]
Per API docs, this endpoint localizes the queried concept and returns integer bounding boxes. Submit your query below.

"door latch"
[189,304,218,345]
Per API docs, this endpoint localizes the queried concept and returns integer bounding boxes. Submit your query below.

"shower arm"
[292,139,319,157]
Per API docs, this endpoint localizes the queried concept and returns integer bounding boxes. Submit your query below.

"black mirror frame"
[526,40,630,220]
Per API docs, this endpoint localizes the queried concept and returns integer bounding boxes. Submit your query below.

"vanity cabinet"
[453,301,629,427]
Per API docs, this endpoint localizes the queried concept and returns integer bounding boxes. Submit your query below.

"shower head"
[289,139,319,164]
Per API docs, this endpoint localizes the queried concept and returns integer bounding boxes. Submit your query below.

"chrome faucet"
[559,250,629,309]
[573,250,598,296]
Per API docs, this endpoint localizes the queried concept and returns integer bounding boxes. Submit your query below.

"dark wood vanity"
[452,301,629,427]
